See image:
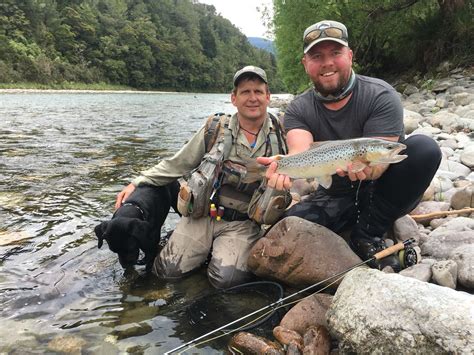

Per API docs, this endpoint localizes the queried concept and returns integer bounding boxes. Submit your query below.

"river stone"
[326,268,474,354]
[421,217,474,258]
[47,335,87,354]
[428,111,460,132]
[450,185,473,209]
[435,97,449,108]
[432,78,455,92]
[302,325,332,355]
[400,262,432,282]
[461,146,474,168]
[404,84,419,96]
[410,125,441,137]
[453,92,474,106]
[403,109,422,134]
[229,332,284,354]
[450,244,474,289]
[429,215,455,229]
[439,159,472,177]
[391,215,421,243]
[273,326,303,350]
[279,293,333,335]
[439,138,459,150]
[409,201,450,225]
[432,260,458,289]
[247,217,362,288]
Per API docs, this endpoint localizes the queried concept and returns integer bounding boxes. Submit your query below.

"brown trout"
[245,138,407,189]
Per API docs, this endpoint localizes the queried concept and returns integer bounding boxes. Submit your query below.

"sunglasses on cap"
[304,27,346,47]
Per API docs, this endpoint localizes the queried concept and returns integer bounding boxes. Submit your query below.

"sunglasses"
[303,27,346,47]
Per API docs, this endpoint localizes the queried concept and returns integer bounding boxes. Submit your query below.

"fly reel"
[398,245,419,269]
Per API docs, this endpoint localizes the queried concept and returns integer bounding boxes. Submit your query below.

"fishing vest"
[177,112,287,220]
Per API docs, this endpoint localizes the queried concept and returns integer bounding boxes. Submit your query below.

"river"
[0,92,284,353]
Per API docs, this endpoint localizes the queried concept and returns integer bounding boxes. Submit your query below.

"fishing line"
[176,272,348,354]
[354,180,363,224]
[167,239,414,354]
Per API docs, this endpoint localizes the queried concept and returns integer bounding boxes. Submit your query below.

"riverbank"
[0,88,177,94]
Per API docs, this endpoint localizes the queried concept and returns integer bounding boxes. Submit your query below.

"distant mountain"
[248,37,275,55]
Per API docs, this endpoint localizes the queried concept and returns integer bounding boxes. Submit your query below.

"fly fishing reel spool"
[398,245,419,269]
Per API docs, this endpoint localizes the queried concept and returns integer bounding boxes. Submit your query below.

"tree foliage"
[0,0,282,92]
[272,0,473,93]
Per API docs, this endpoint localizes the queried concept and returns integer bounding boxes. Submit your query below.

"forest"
[272,0,473,93]
[0,0,282,92]
[0,0,472,93]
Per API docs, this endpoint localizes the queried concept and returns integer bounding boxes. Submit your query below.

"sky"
[198,0,274,38]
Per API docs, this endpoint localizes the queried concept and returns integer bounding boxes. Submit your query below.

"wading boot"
[350,194,402,272]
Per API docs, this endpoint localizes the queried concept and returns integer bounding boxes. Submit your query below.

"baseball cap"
[303,20,349,53]
[233,66,268,87]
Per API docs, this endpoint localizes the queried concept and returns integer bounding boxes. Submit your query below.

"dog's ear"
[94,222,108,249]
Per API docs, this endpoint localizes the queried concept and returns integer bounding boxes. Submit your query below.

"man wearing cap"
[259,20,441,271]
[114,66,289,288]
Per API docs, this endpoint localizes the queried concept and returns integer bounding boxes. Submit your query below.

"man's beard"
[314,72,349,96]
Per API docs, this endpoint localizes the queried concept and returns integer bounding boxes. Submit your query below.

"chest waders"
[176,113,287,220]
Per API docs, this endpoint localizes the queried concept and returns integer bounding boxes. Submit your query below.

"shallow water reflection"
[0,92,257,353]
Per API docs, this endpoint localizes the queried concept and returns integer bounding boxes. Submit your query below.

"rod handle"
[374,241,405,260]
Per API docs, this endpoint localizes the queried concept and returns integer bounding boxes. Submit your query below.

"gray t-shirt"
[283,74,404,194]
[284,74,404,141]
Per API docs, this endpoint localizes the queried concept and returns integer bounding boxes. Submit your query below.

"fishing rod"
[164,238,415,354]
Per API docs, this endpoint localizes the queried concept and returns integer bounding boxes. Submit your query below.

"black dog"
[94,182,179,270]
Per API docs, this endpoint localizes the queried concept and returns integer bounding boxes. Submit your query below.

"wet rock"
[228,332,284,354]
[111,322,153,340]
[399,262,432,282]
[432,260,458,289]
[273,326,303,350]
[0,230,32,246]
[302,325,332,355]
[279,294,333,335]
[47,335,87,354]
[327,268,474,354]
[449,244,474,290]
[248,217,362,288]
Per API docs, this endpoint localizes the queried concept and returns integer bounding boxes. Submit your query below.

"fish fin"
[369,154,408,165]
[242,158,266,183]
[317,175,333,189]
[349,161,368,173]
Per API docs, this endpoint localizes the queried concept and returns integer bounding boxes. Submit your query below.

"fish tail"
[242,158,266,183]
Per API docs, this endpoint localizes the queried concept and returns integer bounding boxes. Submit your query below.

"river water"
[0,92,284,353]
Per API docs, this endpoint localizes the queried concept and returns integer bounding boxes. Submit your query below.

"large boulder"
[248,217,362,288]
[327,268,474,353]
